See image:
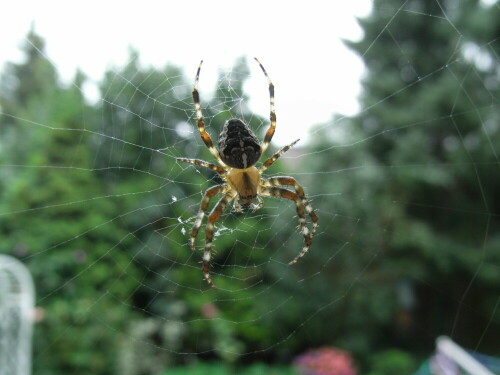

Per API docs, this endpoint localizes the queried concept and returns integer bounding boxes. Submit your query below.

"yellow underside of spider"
[225,166,260,206]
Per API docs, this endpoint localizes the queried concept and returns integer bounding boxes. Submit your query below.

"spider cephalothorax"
[177,58,318,288]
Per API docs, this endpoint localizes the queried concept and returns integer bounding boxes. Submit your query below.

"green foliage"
[0,32,144,375]
[296,0,500,362]
[163,361,296,375]
[118,314,187,375]
[366,349,417,375]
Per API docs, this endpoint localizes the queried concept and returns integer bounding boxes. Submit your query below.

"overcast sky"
[1,0,372,145]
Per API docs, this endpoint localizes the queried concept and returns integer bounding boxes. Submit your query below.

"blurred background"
[0,0,499,374]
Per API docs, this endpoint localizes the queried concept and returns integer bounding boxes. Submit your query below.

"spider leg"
[259,139,300,173]
[192,61,228,167]
[254,58,276,155]
[190,184,228,251]
[260,186,313,265]
[177,158,226,175]
[203,192,236,288]
[262,177,318,237]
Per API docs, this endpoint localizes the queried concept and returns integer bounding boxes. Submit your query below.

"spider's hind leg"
[254,58,276,155]
[192,61,228,167]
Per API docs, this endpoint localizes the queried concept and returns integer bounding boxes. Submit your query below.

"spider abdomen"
[218,119,261,169]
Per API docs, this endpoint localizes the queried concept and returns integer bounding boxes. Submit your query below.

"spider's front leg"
[262,177,318,237]
[190,184,227,251]
[260,184,317,265]
[203,192,236,288]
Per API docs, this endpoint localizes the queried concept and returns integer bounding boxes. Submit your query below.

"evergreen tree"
[345,0,499,350]
[296,0,500,361]
[0,31,141,375]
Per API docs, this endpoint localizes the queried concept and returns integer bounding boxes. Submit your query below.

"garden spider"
[177,58,318,288]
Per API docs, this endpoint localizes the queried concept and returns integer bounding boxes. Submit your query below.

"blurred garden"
[0,0,499,374]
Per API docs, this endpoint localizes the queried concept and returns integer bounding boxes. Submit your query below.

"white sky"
[1,0,371,145]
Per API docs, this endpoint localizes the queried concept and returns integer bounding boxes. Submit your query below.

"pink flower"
[293,347,357,375]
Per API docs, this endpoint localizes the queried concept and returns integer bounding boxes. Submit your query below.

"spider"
[177,58,318,288]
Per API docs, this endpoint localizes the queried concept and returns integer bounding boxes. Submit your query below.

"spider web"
[1,0,499,374]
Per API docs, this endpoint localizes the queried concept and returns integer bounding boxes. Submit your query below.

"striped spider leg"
[201,190,236,288]
[260,177,318,265]
[258,139,318,263]
[254,57,276,155]
[192,60,228,168]
[175,160,230,288]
